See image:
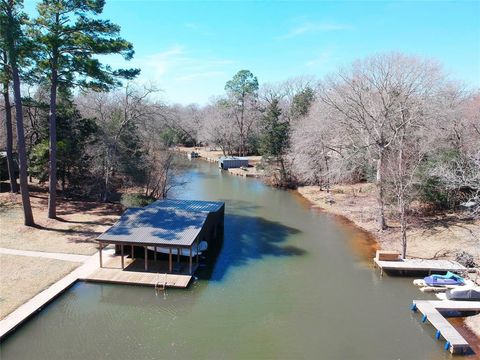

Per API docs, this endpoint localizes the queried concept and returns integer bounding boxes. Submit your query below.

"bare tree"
[77,83,158,201]
[385,125,429,259]
[290,100,357,188]
[199,99,237,156]
[317,53,445,231]
[166,103,202,146]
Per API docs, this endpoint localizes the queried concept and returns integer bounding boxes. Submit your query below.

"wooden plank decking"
[81,256,194,288]
[374,258,466,275]
[412,300,480,354]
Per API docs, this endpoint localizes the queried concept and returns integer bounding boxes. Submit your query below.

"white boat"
[147,241,208,257]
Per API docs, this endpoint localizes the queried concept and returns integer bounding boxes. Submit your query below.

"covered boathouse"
[96,199,225,276]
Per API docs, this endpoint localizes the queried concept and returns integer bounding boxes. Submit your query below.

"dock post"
[99,242,103,268]
[121,244,124,269]
[444,341,451,351]
[196,241,199,264]
[411,303,417,312]
[144,246,148,271]
[189,247,193,274]
[436,330,441,340]
[154,246,157,261]
[177,248,180,263]
[422,315,427,323]
[169,247,173,273]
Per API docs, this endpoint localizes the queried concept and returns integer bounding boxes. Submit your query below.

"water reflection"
[198,213,305,281]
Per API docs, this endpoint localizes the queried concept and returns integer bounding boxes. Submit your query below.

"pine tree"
[259,99,290,186]
[0,0,35,225]
[33,0,139,218]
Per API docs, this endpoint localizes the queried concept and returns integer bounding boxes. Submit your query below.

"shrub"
[120,193,155,208]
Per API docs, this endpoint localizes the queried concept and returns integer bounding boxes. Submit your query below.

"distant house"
[218,156,249,170]
[97,199,224,274]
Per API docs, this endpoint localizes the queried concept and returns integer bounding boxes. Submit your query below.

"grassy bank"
[0,188,121,319]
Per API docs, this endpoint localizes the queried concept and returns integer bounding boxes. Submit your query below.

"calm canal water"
[0,160,459,359]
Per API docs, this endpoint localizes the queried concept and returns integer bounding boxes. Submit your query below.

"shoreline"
[177,146,480,341]
[177,146,479,266]
[296,185,480,265]
[2,150,478,341]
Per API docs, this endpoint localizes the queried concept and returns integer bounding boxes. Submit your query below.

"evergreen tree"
[32,0,139,218]
[0,50,18,192]
[29,96,98,194]
[259,99,289,158]
[0,0,34,225]
[259,99,290,186]
[291,86,315,119]
[225,70,259,156]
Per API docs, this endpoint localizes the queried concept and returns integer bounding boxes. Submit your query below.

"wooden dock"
[374,258,466,275]
[411,300,480,354]
[81,257,194,289]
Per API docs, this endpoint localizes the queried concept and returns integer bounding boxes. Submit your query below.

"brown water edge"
[448,317,480,359]
[290,189,379,263]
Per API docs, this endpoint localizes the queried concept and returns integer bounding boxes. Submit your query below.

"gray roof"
[98,199,224,247]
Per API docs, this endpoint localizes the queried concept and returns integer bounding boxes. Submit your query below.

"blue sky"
[24,0,480,105]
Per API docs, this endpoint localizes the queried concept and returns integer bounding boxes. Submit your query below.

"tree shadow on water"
[197,213,306,282]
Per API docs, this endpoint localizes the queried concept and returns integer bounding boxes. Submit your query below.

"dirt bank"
[465,314,480,340]
[0,190,121,255]
[297,184,480,265]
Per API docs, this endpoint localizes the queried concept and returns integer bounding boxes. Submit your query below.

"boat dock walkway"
[0,248,115,340]
[374,258,466,275]
[411,300,480,354]
[82,257,193,288]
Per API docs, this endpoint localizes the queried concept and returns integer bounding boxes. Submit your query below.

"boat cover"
[424,272,465,287]
[445,288,480,301]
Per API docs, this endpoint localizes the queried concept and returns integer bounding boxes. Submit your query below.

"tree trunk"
[376,151,387,231]
[47,67,58,218]
[5,2,34,226]
[102,148,110,202]
[11,66,34,226]
[2,78,19,193]
[400,201,407,259]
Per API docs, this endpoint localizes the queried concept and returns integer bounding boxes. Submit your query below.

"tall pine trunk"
[47,67,58,218]
[11,66,34,226]
[5,3,34,226]
[2,76,19,193]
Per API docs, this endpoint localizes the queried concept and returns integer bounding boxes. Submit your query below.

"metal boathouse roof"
[97,199,224,247]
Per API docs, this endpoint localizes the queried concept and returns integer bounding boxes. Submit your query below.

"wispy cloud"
[306,50,333,67]
[121,45,236,104]
[139,45,185,78]
[176,71,226,81]
[134,45,234,82]
[278,21,353,40]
